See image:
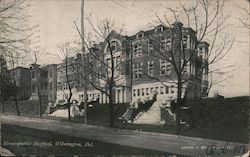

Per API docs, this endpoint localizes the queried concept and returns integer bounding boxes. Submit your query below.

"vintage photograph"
[0,0,249,156]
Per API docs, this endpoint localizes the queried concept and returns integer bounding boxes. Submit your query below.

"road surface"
[0,115,248,157]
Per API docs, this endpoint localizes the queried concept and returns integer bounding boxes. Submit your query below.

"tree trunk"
[14,96,20,116]
[2,97,4,113]
[176,76,182,134]
[68,105,71,121]
[13,82,20,116]
[109,86,114,127]
[81,0,87,125]
[67,92,72,121]
[83,90,87,124]
[38,90,42,117]
[1,92,4,113]
[67,98,71,121]
[37,85,42,117]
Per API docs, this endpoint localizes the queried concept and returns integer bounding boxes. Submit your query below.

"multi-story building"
[56,54,81,101]
[30,63,57,101]
[45,64,57,101]
[9,67,31,100]
[56,21,209,104]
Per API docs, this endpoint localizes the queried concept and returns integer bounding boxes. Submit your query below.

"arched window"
[105,39,122,53]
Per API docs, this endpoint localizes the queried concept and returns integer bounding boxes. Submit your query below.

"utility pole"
[0,54,2,112]
[81,0,87,124]
[0,54,4,113]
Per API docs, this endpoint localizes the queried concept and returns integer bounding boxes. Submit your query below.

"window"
[181,60,188,74]
[170,85,175,93]
[183,35,187,48]
[155,26,163,33]
[133,44,142,57]
[166,62,171,75]
[138,63,143,78]
[133,89,136,97]
[133,63,143,79]
[137,33,144,39]
[97,60,101,67]
[109,41,119,52]
[89,56,93,63]
[160,59,167,75]
[165,86,169,94]
[142,88,145,96]
[50,83,52,90]
[148,41,154,53]
[89,74,93,82]
[160,38,167,52]
[146,88,149,95]
[107,58,111,77]
[137,89,140,96]
[133,64,138,79]
[150,87,154,94]
[166,37,171,51]
[116,56,121,70]
[148,61,154,77]
[155,87,158,94]
[74,80,78,88]
[160,86,164,94]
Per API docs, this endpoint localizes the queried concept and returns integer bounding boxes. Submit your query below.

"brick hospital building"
[56,21,209,105]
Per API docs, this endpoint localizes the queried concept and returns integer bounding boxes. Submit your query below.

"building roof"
[9,66,30,71]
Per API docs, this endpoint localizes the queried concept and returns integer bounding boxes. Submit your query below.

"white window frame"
[148,61,154,77]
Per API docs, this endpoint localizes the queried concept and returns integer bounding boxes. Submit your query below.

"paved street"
[0,115,249,157]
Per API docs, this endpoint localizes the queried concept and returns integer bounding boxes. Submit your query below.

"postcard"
[0,0,249,156]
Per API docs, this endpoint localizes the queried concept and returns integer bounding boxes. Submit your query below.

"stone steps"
[133,101,162,124]
[48,109,68,118]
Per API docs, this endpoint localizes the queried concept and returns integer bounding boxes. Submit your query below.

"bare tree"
[0,0,38,115]
[75,18,126,127]
[8,52,21,116]
[57,42,77,121]
[0,0,38,62]
[0,54,10,113]
[30,50,43,117]
[150,0,234,134]
[239,4,250,29]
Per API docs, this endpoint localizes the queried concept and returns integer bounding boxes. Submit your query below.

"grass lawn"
[1,124,176,156]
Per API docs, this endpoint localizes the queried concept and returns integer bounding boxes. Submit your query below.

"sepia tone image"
[0,0,249,156]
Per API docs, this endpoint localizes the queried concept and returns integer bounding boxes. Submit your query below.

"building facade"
[56,21,209,104]
[56,54,81,101]
[9,67,31,100]
[30,64,57,101]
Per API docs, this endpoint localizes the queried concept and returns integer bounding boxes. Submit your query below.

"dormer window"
[155,26,163,34]
[198,47,203,57]
[105,40,121,53]
[137,32,144,39]
[110,41,117,51]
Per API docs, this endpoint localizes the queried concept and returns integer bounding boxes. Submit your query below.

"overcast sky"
[26,0,249,97]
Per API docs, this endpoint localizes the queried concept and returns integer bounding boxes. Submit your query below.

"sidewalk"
[0,115,249,157]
